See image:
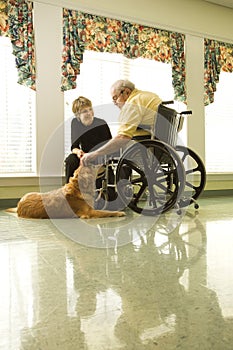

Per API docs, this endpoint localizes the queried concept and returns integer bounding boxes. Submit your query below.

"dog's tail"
[5,207,17,213]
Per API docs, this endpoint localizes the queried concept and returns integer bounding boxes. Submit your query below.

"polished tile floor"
[0,196,233,350]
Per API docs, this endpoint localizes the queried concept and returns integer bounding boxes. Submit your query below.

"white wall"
[1,0,233,198]
[34,3,64,176]
[36,0,233,42]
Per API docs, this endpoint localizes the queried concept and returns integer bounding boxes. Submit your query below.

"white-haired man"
[81,79,162,166]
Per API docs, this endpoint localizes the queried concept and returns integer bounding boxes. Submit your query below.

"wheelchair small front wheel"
[94,189,109,210]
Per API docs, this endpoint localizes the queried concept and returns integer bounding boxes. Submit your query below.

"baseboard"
[0,198,20,209]
[202,189,233,197]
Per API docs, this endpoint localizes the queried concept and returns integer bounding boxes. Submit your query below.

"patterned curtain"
[0,0,36,90]
[62,9,186,103]
[204,39,233,105]
[0,0,8,35]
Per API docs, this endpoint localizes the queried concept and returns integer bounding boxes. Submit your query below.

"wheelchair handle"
[180,110,192,115]
[162,100,174,105]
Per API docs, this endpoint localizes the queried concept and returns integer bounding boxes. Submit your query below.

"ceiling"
[204,0,233,8]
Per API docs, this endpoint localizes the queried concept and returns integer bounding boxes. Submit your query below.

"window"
[0,37,36,176]
[64,50,186,155]
[205,71,233,173]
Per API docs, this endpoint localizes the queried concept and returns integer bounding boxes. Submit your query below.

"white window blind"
[0,37,36,176]
[205,71,233,173]
[64,50,186,155]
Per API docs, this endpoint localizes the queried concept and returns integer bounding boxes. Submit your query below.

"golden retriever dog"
[6,166,125,219]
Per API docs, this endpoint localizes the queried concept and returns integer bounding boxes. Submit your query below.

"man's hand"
[72,148,84,158]
[81,151,98,166]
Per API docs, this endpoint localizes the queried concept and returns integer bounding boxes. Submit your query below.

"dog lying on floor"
[6,166,125,219]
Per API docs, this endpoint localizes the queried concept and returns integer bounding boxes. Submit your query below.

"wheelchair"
[94,102,206,216]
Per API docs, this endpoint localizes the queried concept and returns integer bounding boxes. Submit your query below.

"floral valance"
[0,0,8,35]
[61,9,186,103]
[0,0,36,90]
[204,39,233,105]
[2,3,232,105]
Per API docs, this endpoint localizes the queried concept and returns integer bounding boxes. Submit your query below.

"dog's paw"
[79,214,90,219]
[115,211,126,217]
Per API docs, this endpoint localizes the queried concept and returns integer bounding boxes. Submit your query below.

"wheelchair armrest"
[137,124,151,132]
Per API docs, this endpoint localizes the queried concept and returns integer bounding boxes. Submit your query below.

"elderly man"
[81,79,162,166]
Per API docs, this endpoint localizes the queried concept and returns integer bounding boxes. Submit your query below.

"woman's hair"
[72,96,92,115]
[111,79,135,92]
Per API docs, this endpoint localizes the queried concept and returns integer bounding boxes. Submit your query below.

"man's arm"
[81,134,131,165]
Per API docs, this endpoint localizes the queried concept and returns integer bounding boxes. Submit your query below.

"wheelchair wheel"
[116,140,186,216]
[176,145,206,208]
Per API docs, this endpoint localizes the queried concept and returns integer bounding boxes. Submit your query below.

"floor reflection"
[0,197,233,349]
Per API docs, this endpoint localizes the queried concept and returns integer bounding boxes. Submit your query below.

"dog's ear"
[78,166,95,194]
[73,166,81,178]
[78,175,89,190]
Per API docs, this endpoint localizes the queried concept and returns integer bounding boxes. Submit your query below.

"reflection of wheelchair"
[95,102,206,216]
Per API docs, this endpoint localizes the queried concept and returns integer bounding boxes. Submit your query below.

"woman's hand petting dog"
[6,166,126,219]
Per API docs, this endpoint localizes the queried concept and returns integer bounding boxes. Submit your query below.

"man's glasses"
[112,89,124,102]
